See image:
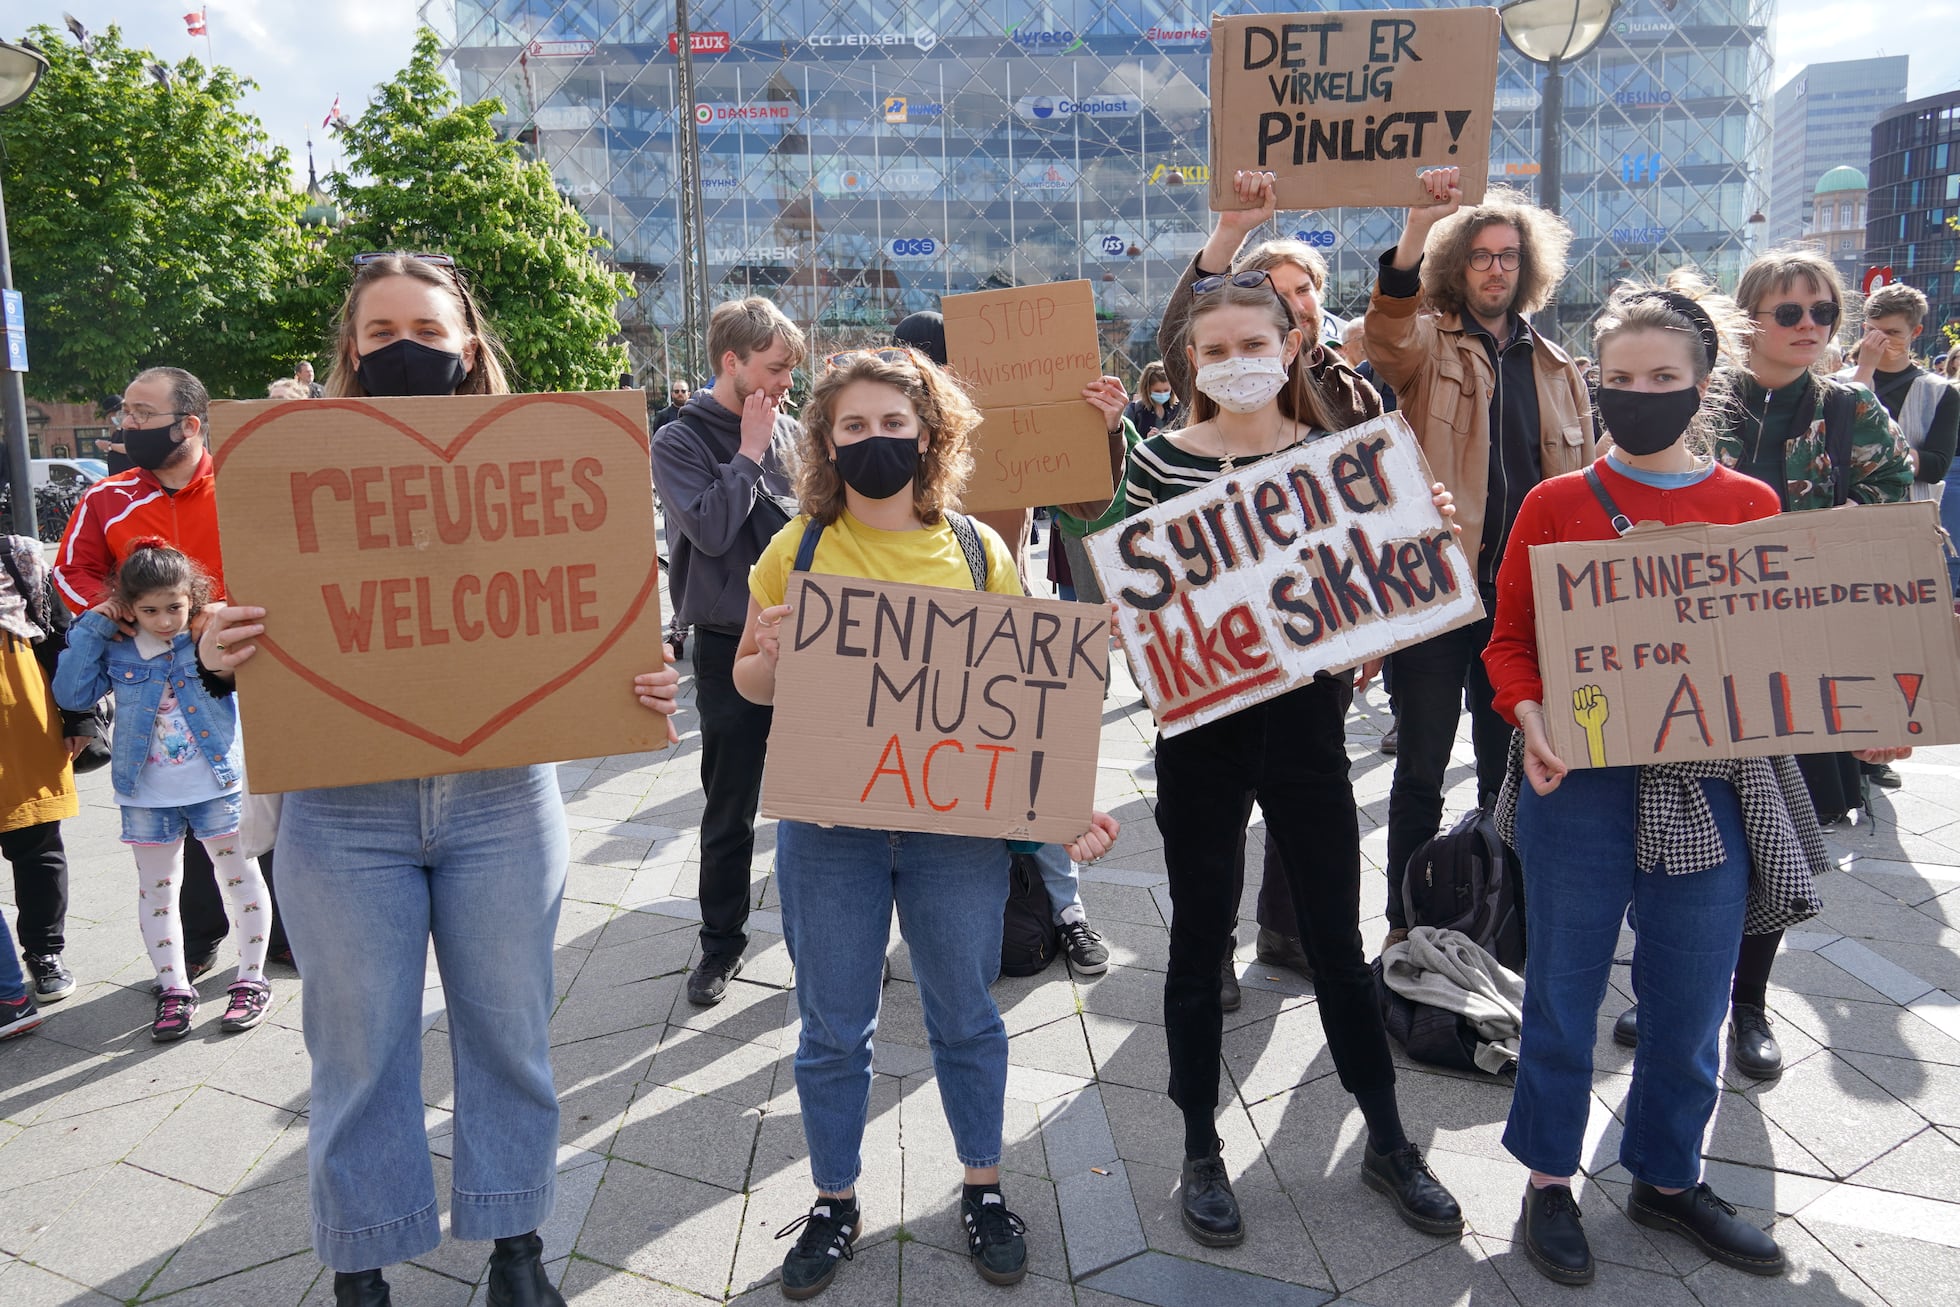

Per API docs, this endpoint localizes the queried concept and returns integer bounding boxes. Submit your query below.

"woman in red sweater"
[1482,276,1861,1288]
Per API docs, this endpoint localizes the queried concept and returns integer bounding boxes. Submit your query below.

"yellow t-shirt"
[750,511,1023,609]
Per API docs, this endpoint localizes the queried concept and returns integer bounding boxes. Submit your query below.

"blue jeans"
[120,792,242,844]
[276,766,569,1272]
[0,912,25,1001]
[1941,473,1960,591]
[1505,768,1749,1190]
[1028,842,1082,923]
[776,822,1010,1192]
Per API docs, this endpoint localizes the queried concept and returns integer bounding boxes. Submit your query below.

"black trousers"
[1234,679,1356,937]
[1382,601,1510,926]
[693,628,772,958]
[1158,678,1395,1122]
[2,821,68,955]
[181,839,289,964]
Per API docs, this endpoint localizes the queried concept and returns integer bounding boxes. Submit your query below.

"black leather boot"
[333,1269,392,1307]
[1628,1181,1785,1276]
[1179,1141,1245,1247]
[1730,1004,1783,1079]
[1520,1185,1593,1285]
[1612,1004,1639,1048]
[487,1231,566,1307]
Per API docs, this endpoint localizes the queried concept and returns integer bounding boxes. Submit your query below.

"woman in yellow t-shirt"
[734,349,1118,1299]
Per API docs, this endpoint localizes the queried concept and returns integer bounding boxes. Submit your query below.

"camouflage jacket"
[1710,367,1915,512]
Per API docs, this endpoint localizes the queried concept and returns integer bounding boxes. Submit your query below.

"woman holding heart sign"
[195,252,684,1307]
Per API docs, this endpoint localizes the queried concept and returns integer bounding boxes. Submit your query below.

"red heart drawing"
[214,394,660,756]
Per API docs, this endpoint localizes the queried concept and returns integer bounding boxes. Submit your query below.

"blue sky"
[12,0,1960,191]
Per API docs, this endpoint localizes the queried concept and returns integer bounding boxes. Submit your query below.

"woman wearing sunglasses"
[195,252,687,1307]
[1606,248,1914,1083]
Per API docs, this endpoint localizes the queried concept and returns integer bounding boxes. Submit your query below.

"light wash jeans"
[1029,841,1085,925]
[1505,767,1750,1189]
[276,766,569,1272]
[775,821,1010,1192]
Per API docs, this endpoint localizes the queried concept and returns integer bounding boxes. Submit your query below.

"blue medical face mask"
[1150,390,1173,405]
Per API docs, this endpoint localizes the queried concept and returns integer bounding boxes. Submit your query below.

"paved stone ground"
[5,537,1960,1306]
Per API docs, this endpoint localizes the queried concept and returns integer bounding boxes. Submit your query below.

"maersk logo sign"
[1015,95,1141,119]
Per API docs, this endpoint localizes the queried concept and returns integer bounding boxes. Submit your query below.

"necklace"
[1216,416,1293,474]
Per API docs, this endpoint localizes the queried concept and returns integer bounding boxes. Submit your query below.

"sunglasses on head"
[351,251,479,329]
[1760,300,1840,329]
[1191,267,1294,318]
[824,347,921,371]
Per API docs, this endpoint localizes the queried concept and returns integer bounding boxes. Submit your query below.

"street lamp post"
[0,38,48,540]
[1499,1,1614,341]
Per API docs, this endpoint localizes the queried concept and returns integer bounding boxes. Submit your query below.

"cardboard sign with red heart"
[208,391,668,792]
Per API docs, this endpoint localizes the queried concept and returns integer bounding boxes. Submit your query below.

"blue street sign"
[1,289,25,371]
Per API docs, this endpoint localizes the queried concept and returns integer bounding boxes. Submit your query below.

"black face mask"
[357,338,470,397]
[124,421,186,471]
[832,436,919,501]
[1597,385,1703,457]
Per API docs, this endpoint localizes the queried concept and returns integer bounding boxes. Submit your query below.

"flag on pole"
[184,9,207,37]
[323,96,344,130]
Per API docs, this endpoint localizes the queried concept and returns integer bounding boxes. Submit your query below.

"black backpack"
[1000,851,1062,977]
[1373,809,1525,1073]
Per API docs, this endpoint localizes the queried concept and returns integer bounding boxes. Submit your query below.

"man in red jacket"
[55,367,285,977]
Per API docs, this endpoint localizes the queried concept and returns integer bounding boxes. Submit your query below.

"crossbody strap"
[1584,464,1634,538]
[791,518,825,572]
[792,511,992,593]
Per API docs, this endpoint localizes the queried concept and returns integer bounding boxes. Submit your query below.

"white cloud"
[1772,0,1960,99]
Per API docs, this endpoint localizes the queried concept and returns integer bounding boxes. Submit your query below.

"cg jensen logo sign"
[811,29,937,50]
[1015,95,1142,120]
[1007,25,1084,52]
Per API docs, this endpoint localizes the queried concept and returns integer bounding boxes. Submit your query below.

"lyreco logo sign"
[1015,95,1141,120]
[883,95,947,123]
[1620,151,1663,183]
[1007,24,1083,52]
[811,29,936,50]
[1144,23,1209,45]
[1291,228,1339,249]
[694,103,797,126]
[1149,162,1208,184]
[889,236,939,261]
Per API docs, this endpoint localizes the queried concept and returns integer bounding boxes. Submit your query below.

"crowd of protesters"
[3,158,1953,1306]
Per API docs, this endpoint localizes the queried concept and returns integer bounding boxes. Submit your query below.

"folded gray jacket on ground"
[1382,926,1525,1074]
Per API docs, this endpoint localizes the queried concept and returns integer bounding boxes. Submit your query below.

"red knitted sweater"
[1482,457,1783,723]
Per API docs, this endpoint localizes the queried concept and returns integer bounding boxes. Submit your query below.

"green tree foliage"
[0,25,310,400]
[304,29,632,393]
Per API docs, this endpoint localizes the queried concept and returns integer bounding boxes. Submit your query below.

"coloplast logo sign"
[811,29,936,50]
[1015,95,1142,120]
[1144,23,1209,45]
[889,236,938,261]
[1007,24,1083,53]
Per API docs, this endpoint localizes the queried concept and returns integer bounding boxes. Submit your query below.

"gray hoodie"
[649,391,800,635]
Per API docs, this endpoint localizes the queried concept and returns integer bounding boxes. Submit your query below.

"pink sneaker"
[220,980,272,1033]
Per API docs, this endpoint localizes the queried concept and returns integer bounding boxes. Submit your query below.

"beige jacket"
[1364,283,1594,574]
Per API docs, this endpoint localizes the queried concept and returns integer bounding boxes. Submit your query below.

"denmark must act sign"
[1530,503,1960,768]
[209,391,668,791]
[1087,414,1483,734]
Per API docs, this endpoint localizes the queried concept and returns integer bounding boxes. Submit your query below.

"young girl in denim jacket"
[53,540,271,1041]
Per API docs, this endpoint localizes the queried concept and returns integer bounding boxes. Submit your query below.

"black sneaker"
[1059,920,1109,974]
[1627,1180,1785,1276]
[1219,953,1241,1012]
[23,953,75,1003]
[777,1196,859,1300]
[0,993,44,1041]
[960,1189,1029,1285]
[686,951,744,1006]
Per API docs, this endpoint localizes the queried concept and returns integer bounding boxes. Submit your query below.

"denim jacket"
[51,612,242,799]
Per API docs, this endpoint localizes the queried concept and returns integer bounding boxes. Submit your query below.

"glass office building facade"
[1866,92,1960,342]
[433,0,1772,368]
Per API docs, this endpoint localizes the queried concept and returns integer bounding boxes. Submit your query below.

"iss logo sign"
[889,236,938,261]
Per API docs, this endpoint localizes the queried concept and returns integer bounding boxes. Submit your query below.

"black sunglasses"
[824,347,924,371]
[1192,268,1294,320]
[1760,300,1840,329]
